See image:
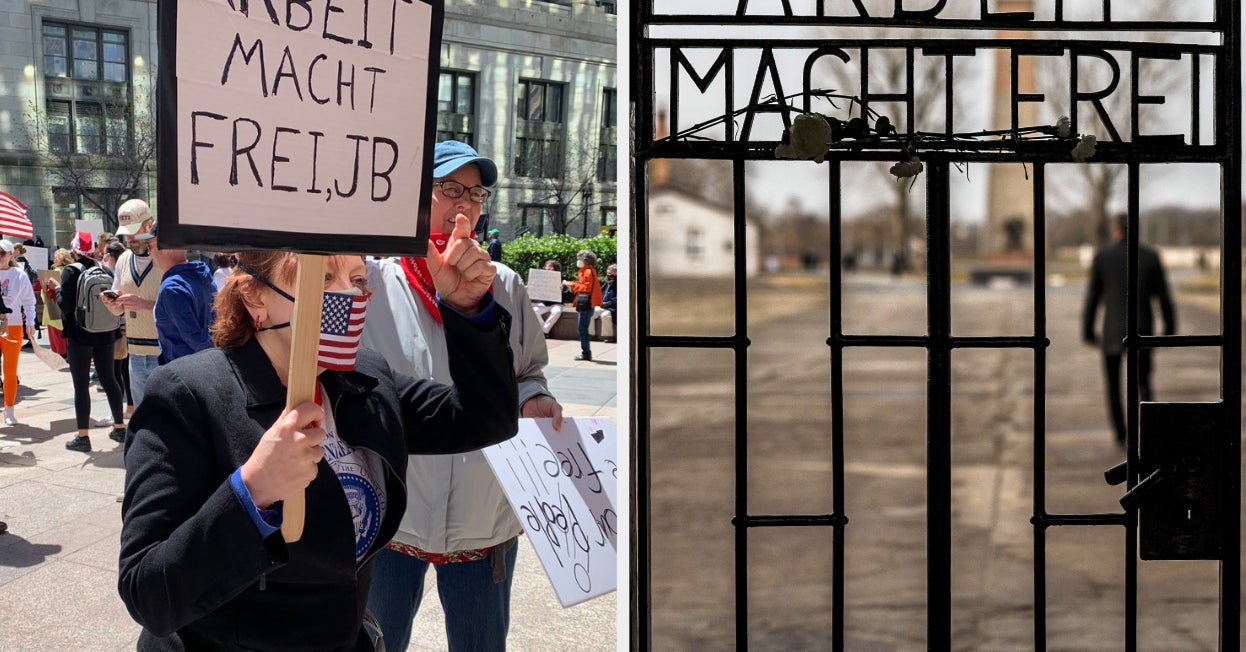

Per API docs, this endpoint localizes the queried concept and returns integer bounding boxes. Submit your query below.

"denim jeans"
[128,353,159,409]
[366,543,518,652]
[576,308,592,357]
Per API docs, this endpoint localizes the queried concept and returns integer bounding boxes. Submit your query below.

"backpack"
[73,263,121,333]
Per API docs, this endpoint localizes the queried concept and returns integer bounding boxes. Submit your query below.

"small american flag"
[0,191,33,241]
[318,291,369,371]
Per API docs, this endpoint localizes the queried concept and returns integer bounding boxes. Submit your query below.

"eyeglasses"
[434,180,491,204]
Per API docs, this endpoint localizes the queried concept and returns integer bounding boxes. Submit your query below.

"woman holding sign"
[117,218,518,651]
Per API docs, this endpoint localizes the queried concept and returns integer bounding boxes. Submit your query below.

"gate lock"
[1103,402,1222,561]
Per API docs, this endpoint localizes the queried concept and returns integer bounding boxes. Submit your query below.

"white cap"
[116,199,152,237]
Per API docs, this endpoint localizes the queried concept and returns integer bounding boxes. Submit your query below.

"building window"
[514,80,565,178]
[601,206,617,228]
[598,88,617,182]
[686,228,705,260]
[597,0,617,14]
[437,70,476,146]
[42,22,131,156]
[519,203,565,237]
[53,189,116,246]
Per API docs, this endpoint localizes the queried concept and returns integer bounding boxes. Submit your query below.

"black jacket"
[118,307,518,651]
[56,256,118,346]
[1081,238,1177,355]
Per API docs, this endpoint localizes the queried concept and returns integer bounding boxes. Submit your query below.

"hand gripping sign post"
[158,0,443,541]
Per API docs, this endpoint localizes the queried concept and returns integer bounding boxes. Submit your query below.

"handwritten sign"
[483,417,618,607]
[157,0,443,255]
[22,246,48,271]
[526,267,564,304]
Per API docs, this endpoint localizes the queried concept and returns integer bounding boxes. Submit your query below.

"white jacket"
[0,266,36,327]
[362,258,553,552]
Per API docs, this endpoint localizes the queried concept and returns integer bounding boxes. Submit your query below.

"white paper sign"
[173,0,433,240]
[31,338,67,372]
[483,417,618,607]
[21,246,48,271]
[526,268,564,303]
[74,220,104,237]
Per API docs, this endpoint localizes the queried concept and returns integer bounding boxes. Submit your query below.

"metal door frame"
[632,4,1241,649]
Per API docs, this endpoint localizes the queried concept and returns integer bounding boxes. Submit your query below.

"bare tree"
[21,97,156,230]
[1039,7,1188,246]
[810,14,967,270]
[516,133,614,237]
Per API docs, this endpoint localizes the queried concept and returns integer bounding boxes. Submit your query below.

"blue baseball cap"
[433,140,497,188]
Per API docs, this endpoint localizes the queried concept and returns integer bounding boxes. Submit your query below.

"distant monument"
[975,0,1036,285]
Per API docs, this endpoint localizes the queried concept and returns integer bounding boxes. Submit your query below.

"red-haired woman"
[118,228,517,651]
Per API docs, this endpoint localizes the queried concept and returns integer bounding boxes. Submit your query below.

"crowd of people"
[0,140,616,651]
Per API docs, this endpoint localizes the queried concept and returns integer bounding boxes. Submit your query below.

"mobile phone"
[101,290,119,300]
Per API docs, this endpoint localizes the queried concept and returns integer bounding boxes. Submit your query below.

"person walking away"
[142,223,215,363]
[118,241,517,651]
[564,249,603,361]
[532,259,566,335]
[0,241,36,425]
[486,228,502,262]
[43,248,73,357]
[363,140,565,652]
[1081,213,1177,447]
[49,232,125,451]
[102,199,162,415]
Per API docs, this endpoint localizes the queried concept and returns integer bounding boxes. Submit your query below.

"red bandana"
[399,233,451,325]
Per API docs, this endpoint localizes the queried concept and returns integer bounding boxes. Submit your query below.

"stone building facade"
[0,0,158,248]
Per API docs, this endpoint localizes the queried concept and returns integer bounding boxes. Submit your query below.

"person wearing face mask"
[137,222,215,364]
[0,240,37,426]
[363,140,564,652]
[118,228,519,651]
[563,249,603,362]
[102,199,163,415]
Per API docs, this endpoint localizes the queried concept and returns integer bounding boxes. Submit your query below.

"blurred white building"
[648,188,759,278]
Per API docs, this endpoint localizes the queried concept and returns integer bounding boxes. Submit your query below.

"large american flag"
[0,191,33,241]
[318,291,369,371]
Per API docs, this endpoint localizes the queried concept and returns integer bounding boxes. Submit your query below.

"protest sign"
[22,246,48,271]
[158,0,444,541]
[526,267,564,303]
[157,0,442,255]
[74,220,104,238]
[483,417,618,607]
[31,338,67,372]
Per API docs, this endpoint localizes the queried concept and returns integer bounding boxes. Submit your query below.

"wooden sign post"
[158,1,443,542]
[278,254,325,541]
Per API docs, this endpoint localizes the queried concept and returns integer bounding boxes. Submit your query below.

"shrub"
[500,232,616,280]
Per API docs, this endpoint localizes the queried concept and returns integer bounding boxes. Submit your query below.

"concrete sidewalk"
[0,333,618,651]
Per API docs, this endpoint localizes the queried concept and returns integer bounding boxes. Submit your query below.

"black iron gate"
[632,2,1240,649]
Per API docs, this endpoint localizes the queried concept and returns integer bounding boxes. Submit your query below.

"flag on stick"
[317,291,369,371]
[0,191,33,240]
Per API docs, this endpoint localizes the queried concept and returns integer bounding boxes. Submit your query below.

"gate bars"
[633,2,1240,650]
